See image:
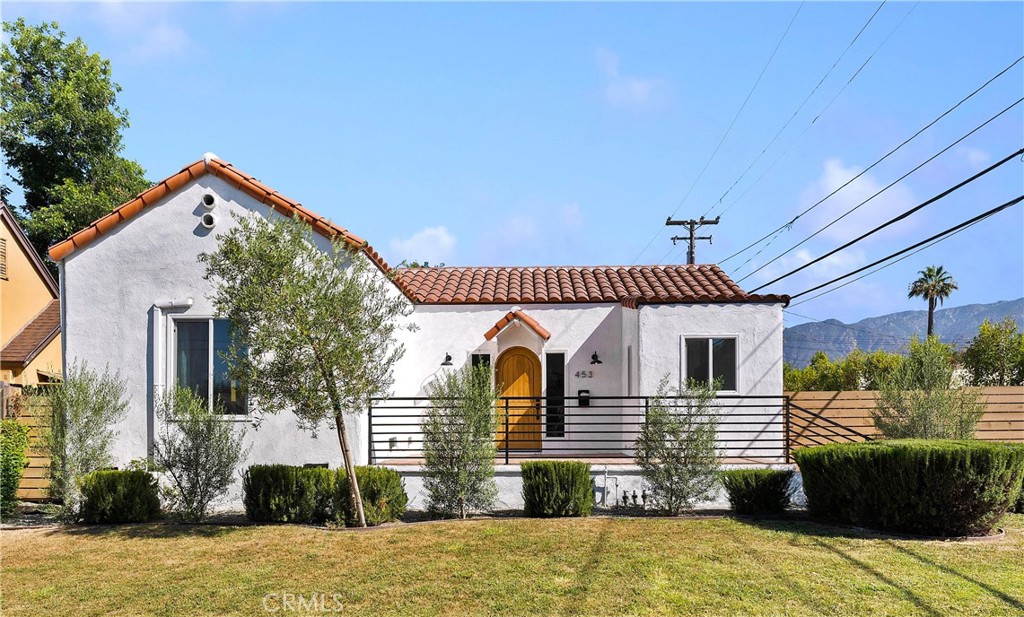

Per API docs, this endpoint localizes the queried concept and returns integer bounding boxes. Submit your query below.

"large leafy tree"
[961,318,1024,387]
[907,265,958,337]
[1,19,148,260]
[200,214,414,527]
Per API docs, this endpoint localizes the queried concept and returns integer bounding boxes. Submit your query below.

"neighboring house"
[1,202,61,386]
[49,155,789,507]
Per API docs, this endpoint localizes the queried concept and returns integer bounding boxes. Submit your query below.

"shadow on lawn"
[44,522,241,540]
[736,517,1024,614]
[885,542,1024,612]
[811,539,944,617]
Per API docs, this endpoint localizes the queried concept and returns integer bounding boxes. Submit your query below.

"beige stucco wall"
[1,216,56,345]
[1,212,61,385]
[6,333,62,385]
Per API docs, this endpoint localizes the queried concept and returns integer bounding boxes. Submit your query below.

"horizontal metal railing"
[368,394,790,466]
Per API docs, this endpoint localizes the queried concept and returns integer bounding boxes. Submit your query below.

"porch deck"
[378,453,788,467]
[369,394,793,467]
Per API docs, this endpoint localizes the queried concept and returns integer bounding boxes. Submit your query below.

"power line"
[703,1,892,220]
[787,212,997,309]
[734,101,1023,280]
[744,141,1024,290]
[717,55,1024,267]
[788,195,1024,301]
[709,3,918,234]
[630,2,805,265]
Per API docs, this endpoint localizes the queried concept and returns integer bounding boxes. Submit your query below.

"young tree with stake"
[200,214,413,527]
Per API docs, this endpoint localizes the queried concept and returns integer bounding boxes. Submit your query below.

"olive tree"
[422,364,499,518]
[41,361,129,521]
[873,336,984,439]
[634,378,720,515]
[152,387,249,522]
[200,214,413,526]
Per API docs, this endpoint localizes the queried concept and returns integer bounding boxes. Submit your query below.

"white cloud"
[595,49,670,109]
[476,202,587,265]
[390,226,456,266]
[799,158,917,243]
[127,22,190,63]
[30,2,196,64]
[956,147,990,168]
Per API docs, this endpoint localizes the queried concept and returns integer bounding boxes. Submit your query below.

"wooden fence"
[1,387,52,501]
[786,386,1024,452]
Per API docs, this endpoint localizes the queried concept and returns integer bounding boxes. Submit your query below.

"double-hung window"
[684,337,737,391]
[174,318,247,415]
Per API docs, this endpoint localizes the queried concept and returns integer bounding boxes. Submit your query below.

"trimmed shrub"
[794,440,1024,537]
[521,461,593,517]
[335,466,407,526]
[1013,479,1024,514]
[242,465,335,524]
[1,420,31,519]
[721,469,794,515]
[79,470,161,524]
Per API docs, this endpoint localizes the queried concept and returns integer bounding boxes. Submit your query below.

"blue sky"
[5,1,1023,328]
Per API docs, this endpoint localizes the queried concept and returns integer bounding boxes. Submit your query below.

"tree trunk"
[334,412,367,527]
[927,297,936,337]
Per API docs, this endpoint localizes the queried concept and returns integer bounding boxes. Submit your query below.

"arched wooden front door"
[495,347,542,450]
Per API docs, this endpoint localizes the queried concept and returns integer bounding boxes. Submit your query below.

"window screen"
[545,353,565,438]
[176,319,247,414]
[176,321,209,401]
[712,338,737,391]
[685,337,737,390]
[685,338,709,386]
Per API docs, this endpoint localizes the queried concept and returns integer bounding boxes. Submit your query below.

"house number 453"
[574,370,594,379]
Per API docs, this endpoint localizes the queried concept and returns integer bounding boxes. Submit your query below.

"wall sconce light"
[441,353,453,367]
[590,352,602,365]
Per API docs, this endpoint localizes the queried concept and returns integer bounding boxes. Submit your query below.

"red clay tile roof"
[1,300,60,367]
[484,309,552,341]
[395,265,788,306]
[45,157,788,308]
[47,156,401,296]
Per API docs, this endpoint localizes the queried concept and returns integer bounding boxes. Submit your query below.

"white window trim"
[680,335,739,394]
[167,315,249,419]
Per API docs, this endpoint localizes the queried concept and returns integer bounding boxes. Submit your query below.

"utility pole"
[667,216,719,264]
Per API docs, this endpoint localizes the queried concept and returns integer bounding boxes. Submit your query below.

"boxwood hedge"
[794,439,1024,537]
[335,466,407,526]
[721,468,794,515]
[80,469,161,524]
[521,461,593,517]
[242,465,336,524]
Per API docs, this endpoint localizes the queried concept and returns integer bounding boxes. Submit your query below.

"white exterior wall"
[375,303,628,460]
[636,303,786,462]
[62,176,367,484]
[60,172,786,509]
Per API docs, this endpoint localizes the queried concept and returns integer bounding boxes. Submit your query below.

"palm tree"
[907,265,958,337]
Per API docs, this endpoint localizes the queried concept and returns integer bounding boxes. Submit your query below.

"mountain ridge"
[784,298,1024,367]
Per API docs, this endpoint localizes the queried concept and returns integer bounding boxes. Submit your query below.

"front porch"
[368,394,792,467]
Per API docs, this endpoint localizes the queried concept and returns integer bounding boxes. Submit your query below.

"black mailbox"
[578,389,590,407]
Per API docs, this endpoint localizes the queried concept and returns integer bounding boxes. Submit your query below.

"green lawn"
[2,514,1023,616]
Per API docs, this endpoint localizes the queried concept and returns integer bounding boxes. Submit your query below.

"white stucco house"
[49,155,790,508]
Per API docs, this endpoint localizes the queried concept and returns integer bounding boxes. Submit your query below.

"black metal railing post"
[367,402,374,465]
[783,396,791,464]
[504,398,510,465]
